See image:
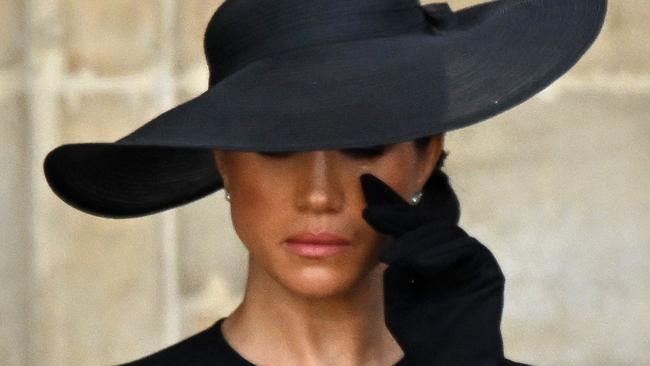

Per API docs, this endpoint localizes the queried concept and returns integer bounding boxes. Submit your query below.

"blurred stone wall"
[0,0,648,365]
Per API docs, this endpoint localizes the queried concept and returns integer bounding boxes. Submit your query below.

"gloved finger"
[378,220,467,266]
[360,173,411,208]
[362,205,420,237]
[414,238,504,286]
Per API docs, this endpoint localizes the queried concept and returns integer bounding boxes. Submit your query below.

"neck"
[222,258,404,366]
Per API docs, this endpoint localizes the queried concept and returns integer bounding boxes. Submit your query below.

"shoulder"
[116,321,222,366]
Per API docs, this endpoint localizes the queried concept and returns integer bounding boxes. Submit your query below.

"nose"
[295,151,345,214]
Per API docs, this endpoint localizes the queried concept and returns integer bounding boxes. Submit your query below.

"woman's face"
[213,136,444,298]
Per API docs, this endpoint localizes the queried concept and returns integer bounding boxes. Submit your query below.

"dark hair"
[412,135,460,223]
[414,135,447,171]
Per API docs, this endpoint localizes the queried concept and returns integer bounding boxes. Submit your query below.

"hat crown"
[204,0,427,86]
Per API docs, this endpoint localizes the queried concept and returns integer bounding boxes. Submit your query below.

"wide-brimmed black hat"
[44,0,607,218]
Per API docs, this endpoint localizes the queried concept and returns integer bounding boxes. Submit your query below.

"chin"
[282,266,365,299]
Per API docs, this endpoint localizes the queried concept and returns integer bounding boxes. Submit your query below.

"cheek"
[228,178,288,255]
[358,153,417,200]
[222,155,285,252]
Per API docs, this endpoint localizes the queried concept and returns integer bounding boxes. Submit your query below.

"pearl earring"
[224,188,231,202]
[410,191,423,205]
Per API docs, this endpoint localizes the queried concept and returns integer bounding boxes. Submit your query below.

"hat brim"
[44,144,221,218]
[44,0,607,218]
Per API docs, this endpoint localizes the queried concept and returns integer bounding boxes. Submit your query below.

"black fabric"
[117,318,530,365]
[117,318,252,366]
[44,145,221,218]
[360,173,531,365]
[43,0,608,219]
[205,0,428,86]
[116,318,409,366]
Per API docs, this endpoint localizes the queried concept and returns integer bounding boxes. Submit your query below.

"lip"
[284,232,351,258]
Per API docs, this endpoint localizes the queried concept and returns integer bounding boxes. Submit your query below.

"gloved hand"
[360,172,507,365]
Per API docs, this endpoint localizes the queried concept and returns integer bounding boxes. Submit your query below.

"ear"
[414,133,445,191]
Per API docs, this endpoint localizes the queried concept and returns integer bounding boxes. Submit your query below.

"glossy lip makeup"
[284,231,352,258]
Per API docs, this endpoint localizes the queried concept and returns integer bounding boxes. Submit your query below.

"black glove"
[360,173,507,365]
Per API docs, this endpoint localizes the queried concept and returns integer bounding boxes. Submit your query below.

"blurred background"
[1,0,648,365]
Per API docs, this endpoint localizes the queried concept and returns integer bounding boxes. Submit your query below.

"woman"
[43,0,607,365]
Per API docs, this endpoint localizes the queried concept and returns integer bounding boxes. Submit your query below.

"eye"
[342,145,389,159]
